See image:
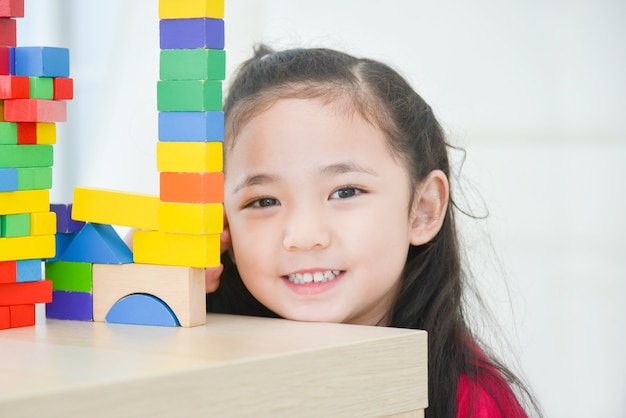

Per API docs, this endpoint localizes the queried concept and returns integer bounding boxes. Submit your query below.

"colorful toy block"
[0,144,53,167]
[47,231,77,262]
[16,166,52,190]
[1,212,29,237]
[50,203,84,233]
[16,258,41,282]
[0,306,9,329]
[29,210,55,235]
[133,229,220,268]
[14,46,70,77]
[0,234,54,261]
[17,121,36,143]
[45,260,92,292]
[0,45,13,75]
[52,76,72,100]
[160,48,225,81]
[159,18,224,50]
[28,75,53,99]
[72,187,159,230]
[160,171,224,203]
[0,279,52,305]
[4,98,67,122]
[0,0,24,18]
[159,202,223,234]
[0,74,28,98]
[0,167,17,191]
[0,189,49,215]
[158,0,224,19]
[0,260,16,283]
[157,79,222,111]
[0,17,16,46]
[60,223,132,264]
[46,290,92,320]
[0,120,17,143]
[35,121,56,144]
[156,141,222,173]
[105,293,179,326]
[158,111,223,142]
[92,263,206,327]
[9,304,35,327]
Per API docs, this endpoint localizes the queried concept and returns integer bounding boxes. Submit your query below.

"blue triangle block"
[105,293,180,327]
[60,223,133,264]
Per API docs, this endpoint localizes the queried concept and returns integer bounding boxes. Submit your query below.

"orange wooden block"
[0,279,52,305]
[9,304,35,327]
[0,305,9,329]
[0,75,29,99]
[4,99,66,122]
[53,77,73,100]
[160,171,224,203]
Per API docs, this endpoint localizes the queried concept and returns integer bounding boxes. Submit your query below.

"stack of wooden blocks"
[0,0,73,329]
[44,0,225,328]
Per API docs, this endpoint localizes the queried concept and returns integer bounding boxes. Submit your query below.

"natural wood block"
[72,187,159,230]
[0,234,55,261]
[159,0,223,19]
[0,189,49,215]
[159,202,223,234]
[92,263,206,327]
[160,171,224,203]
[156,142,222,173]
[133,229,220,268]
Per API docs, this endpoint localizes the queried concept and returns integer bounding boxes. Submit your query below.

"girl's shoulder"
[457,366,528,418]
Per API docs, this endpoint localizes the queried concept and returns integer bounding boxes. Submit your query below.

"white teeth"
[287,270,340,284]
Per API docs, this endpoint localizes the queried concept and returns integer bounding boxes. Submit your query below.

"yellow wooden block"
[133,230,219,268]
[158,0,224,19]
[36,123,56,144]
[0,190,49,215]
[73,187,160,230]
[30,211,56,235]
[92,263,206,327]
[159,202,223,234]
[156,142,222,173]
[0,234,55,261]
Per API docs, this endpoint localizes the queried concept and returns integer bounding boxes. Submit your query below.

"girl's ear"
[409,170,449,246]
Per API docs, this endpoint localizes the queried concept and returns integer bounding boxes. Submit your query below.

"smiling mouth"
[286,270,341,284]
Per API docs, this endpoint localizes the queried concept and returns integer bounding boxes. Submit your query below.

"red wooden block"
[0,46,9,74]
[9,304,34,327]
[0,260,16,283]
[53,77,73,100]
[0,0,24,18]
[0,305,9,329]
[0,279,52,305]
[0,75,28,98]
[0,18,15,46]
[4,99,66,122]
[16,121,36,144]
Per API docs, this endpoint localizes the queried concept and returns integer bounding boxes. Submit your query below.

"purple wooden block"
[159,18,224,50]
[50,203,85,234]
[46,290,93,321]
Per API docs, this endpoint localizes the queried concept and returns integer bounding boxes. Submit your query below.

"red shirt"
[457,370,527,417]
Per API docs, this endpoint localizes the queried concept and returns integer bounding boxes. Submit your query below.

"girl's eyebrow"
[232,173,280,194]
[319,161,377,177]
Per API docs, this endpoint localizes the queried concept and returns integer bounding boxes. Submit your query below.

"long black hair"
[208,45,540,417]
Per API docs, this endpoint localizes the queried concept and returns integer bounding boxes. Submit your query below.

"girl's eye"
[247,197,280,208]
[330,187,362,199]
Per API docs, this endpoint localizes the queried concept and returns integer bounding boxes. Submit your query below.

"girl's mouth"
[286,270,341,284]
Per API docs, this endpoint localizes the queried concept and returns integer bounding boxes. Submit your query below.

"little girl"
[206,45,540,417]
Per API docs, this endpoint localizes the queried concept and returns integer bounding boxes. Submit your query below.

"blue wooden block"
[105,293,180,327]
[14,47,70,77]
[0,167,18,191]
[16,259,42,282]
[46,290,93,321]
[46,231,76,262]
[158,111,224,142]
[159,18,224,50]
[50,203,85,233]
[60,223,133,264]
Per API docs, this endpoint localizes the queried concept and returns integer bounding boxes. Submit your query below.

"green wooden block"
[45,261,93,292]
[0,122,18,145]
[17,167,52,190]
[157,80,222,111]
[29,76,54,99]
[1,213,31,237]
[0,145,54,168]
[160,49,225,81]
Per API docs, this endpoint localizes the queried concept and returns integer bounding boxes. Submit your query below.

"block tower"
[0,0,73,329]
[47,0,225,328]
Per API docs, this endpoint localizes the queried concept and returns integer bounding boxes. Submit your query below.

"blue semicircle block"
[105,293,180,327]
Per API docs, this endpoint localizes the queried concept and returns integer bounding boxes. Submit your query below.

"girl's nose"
[282,206,331,251]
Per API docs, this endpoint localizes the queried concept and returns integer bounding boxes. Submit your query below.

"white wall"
[17,1,626,416]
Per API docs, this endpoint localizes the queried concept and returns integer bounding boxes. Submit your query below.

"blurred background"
[17,1,626,416]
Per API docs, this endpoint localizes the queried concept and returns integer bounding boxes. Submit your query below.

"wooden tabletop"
[0,313,427,417]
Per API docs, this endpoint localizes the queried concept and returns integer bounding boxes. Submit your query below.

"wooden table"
[0,313,427,417]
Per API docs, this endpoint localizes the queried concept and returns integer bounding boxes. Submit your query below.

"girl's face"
[224,98,419,325]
